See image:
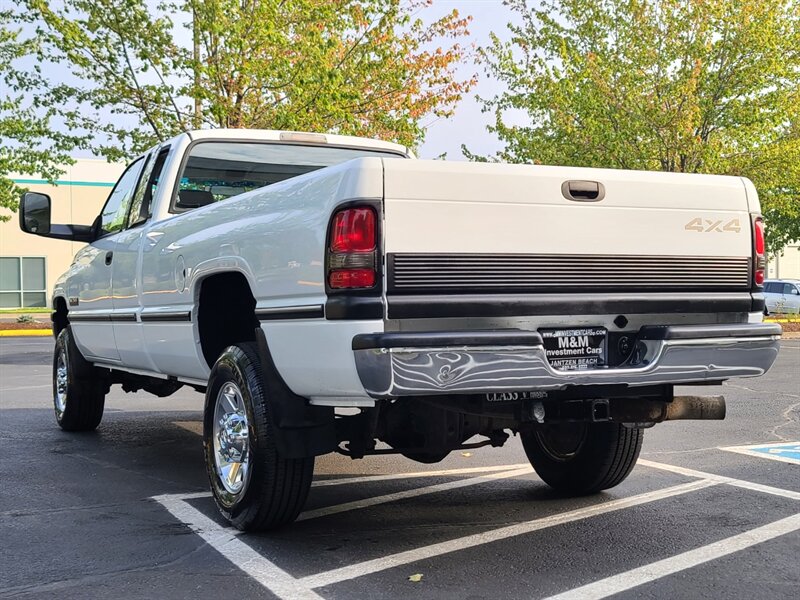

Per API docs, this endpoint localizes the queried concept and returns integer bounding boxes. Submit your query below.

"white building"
[767,244,800,280]
[1,159,124,308]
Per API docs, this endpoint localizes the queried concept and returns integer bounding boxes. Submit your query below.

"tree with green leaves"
[0,10,89,221]
[24,0,474,161]
[474,0,800,252]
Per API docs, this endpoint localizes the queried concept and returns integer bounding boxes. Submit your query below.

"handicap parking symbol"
[722,441,800,465]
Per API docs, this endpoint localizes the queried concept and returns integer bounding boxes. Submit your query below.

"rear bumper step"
[352,323,781,399]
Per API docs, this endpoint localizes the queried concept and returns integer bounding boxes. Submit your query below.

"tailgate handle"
[562,180,605,202]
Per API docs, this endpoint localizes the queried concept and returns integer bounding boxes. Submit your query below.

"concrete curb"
[0,329,53,337]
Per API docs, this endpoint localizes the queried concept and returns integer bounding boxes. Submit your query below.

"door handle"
[561,180,605,202]
[105,251,113,266]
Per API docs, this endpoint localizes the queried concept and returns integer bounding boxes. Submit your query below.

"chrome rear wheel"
[203,342,314,531]
[212,382,251,497]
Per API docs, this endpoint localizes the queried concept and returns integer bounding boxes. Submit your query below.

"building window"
[0,257,47,308]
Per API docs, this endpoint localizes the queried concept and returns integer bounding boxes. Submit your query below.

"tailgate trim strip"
[386,292,758,319]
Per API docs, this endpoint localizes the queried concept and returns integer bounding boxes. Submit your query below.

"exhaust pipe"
[610,395,726,423]
[665,395,726,421]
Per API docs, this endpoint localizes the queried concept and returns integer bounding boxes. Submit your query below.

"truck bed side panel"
[137,158,384,379]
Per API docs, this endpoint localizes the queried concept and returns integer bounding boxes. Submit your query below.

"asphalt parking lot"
[1,337,798,600]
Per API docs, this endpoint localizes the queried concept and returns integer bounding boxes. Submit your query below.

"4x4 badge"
[684,217,741,233]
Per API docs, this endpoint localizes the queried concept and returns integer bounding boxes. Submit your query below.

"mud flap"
[254,327,336,458]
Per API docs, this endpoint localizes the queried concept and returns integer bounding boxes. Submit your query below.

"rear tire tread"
[522,422,643,495]
[204,342,313,531]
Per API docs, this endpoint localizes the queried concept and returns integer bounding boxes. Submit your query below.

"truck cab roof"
[177,128,411,158]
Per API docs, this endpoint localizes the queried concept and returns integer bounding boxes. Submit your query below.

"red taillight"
[328,207,378,289]
[753,217,765,286]
[754,218,765,255]
[330,208,376,252]
[329,269,376,289]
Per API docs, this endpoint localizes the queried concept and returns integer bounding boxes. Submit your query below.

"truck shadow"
[2,406,681,555]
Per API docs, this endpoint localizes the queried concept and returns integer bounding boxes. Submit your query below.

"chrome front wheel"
[52,327,106,431]
[55,349,68,419]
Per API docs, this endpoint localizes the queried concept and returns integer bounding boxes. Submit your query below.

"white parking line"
[153,494,324,600]
[155,458,799,598]
[311,463,531,487]
[297,466,533,522]
[299,479,717,589]
[638,459,800,501]
[167,465,533,513]
[172,491,212,500]
[542,512,800,600]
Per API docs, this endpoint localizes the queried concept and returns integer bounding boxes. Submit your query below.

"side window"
[100,158,145,236]
[764,282,778,293]
[784,283,796,295]
[128,148,170,228]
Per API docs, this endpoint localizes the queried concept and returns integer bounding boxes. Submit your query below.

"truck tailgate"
[382,161,753,294]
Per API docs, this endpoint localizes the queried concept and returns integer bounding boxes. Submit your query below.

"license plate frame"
[539,327,608,371]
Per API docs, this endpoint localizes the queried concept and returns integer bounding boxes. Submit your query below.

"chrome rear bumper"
[352,324,782,399]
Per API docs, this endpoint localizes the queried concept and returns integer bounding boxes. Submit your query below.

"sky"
[418,0,515,160]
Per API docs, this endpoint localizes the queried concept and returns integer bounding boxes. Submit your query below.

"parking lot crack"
[0,500,140,520]
[66,452,206,488]
[0,542,210,599]
[724,382,800,400]
[769,400,800,442]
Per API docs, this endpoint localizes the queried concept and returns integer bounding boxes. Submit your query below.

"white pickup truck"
[20,129,781,531]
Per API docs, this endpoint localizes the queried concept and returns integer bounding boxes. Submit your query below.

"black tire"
[203,342,314,531]
[53,327,107,431]
[521,422,643,494]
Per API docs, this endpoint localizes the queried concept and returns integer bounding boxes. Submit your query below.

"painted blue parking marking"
[721,442,800,465]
